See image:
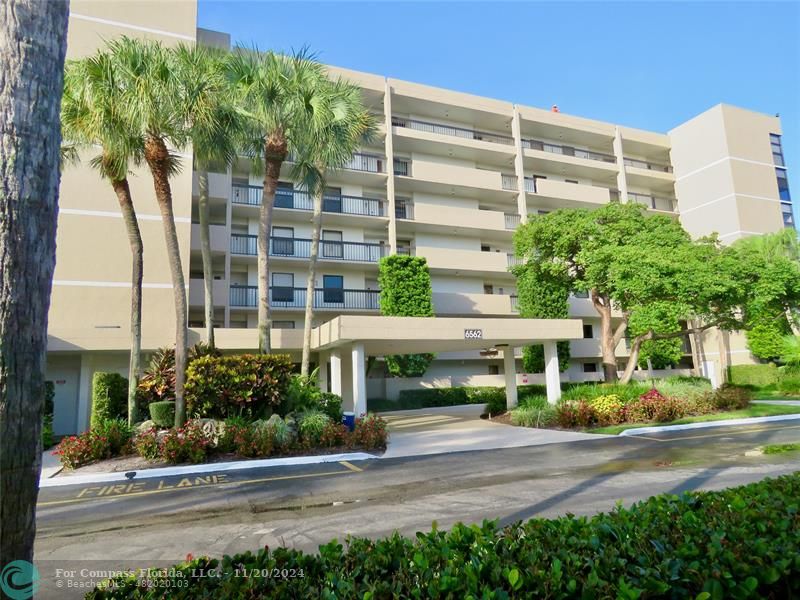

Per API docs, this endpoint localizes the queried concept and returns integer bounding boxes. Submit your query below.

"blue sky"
[199,1,800,220]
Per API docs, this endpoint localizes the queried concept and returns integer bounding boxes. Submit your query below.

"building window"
[583,362,598,373]
[583,324,593,339]
[488,365,500,375]
[275,182,294,209]
[782,203,795,228]
[771,133,786,167]
[272,226,295,255]
[322,230,344,258]
[271,273,294,303]
[322,274,344,303]
[776,168,791,202]
[272,321,295,329]
[565,179,579,184]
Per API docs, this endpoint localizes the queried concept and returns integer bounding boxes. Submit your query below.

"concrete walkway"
[41,450,62,480]
[754,399,800,406]
[380,404,604,459]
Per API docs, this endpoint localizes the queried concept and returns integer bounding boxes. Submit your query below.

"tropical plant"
[227,48,329,353]
[61,53,144,425]
[780,335,800,366]
[0,0,69,565]
[298,410,331,445]
[293,77,377,376]
[173,44,243,349]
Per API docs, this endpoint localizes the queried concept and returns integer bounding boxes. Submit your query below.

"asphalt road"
[33,419,800,598]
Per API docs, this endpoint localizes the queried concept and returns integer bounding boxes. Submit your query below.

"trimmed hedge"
[371,384,550,412]
[185,353,293,419]
[90,473,800,598]
[149,401,175,428]
[91,372,128,427]
[728,363,780,387]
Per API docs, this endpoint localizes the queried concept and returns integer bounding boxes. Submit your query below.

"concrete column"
[384,79,397,254]
[613,126,628,203]
[330,350,342,397]
[543,341,562,404]
[77,353,94,432]
[318,352,328,393]
[351,343,367,417]
[503,347,518,409]
[511,105,528,223]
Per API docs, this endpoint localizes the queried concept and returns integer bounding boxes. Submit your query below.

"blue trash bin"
[342,411,356,431]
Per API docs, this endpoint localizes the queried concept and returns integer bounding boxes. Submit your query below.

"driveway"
[380,404,604,459]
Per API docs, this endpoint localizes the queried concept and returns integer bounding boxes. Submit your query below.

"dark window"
[481,245,491,252]
[272,321,295,329]
[322,230,344,258]
[271,273,294,303]
[272,226,295,255]
[488,365,500,375]
[275,182,294,209]
[565,179,579,184]
[322,187,342,213]
[777,168,791,202]
[783,203,795,228]
[583,363,598,373]
[583,324,593,339]
[323,275,344,303]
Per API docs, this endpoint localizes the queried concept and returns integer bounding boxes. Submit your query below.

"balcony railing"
[344,152,386,173]
[230,234,388,263]
[232,185,387,217]
[391,116,514,146]
[628,192,677,212]
[523,176,537,193]
[623,157,673,173]
[507,253,523,267]
[504,213,521,229]
[395,197,413,219]
[230,285,380,310]
[393,157,410,177]
[510,294,519,312]
[501,174,518,190]
[231,184,261,206]
[522,138,616,164]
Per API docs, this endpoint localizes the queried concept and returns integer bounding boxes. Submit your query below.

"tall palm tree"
[0,0,69,567]
[293,78,376,376]
[227,48,328,353]
[61,52,145,426]
[173,44,242,349]
[108,38,191,427]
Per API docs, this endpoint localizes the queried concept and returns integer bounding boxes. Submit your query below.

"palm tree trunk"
[0,0,69,566]
[301,186,324,376]
[144,136,188,427]
[197,169,215,349]
[111,178,143,425]
[258,139,286,354]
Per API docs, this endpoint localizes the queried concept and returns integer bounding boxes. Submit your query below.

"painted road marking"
[636,423,800,443]
[339,461,363,472]
[38,467,359,508]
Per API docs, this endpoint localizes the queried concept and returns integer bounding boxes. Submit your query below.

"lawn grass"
[763,442,800,454]
[590,403,800,435]
[753,391,800,401]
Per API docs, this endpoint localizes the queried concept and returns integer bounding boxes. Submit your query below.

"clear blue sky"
[199,1,800,220]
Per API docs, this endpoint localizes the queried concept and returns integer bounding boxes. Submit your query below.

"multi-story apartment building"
[46,3,793,435]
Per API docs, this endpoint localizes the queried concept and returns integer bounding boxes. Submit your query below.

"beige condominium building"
[46,2,793,434]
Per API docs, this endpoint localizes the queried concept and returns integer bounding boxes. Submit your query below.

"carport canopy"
[310,316,584,416]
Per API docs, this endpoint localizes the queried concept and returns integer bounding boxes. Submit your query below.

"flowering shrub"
[134,427,161,460]
[54,419,132,469]
[555,400,595,428]
[589,395,624,425]
[319,422,352,448]
[353,414,389,450]
[231,422,274,458]
[161,421,211,464]
[625,389,688,423]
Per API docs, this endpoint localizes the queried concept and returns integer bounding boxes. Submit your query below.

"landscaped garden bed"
[53,347,388,473]
[87,472,800,598]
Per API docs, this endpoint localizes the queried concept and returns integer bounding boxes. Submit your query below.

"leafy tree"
[747,319,792,362]
[378,255,435,377]
[0,0,69,567]
[515,265,570,372]
[61,52,145,425]
[227,48,329,353]
[780,335,800,366]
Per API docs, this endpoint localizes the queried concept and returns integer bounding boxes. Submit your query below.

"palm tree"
[108,37,191,427]
[173,44,242,349]
[0,0,69,567]
[61,52,145,426]
[227,48,328,353]
[293,78,376,376]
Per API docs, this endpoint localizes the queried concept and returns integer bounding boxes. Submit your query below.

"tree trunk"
[144,136,188,427]
[197,169,215,349]
[301,186,324,376]
[591,290,619,382]
[0,0,69,568]
[690,318,703,377]
[111,178,143,425]
[257,137,287,354]
[620,335,647,383]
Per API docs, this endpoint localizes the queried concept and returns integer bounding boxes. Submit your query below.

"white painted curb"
[40,452,377,488]
[619,413,800,437]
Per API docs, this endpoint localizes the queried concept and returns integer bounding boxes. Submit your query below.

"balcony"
[505,213,521,229]
[522,139,618,180]
[230,234,388,263]
[190,224,228,253]
[230,285,380,311]
[623,157,673,173]
[501,173,518,190]
[188,278,230,307]
[393,157,410,177]
[528,178,611,208]
[433,291,516,316]
[522,138,616,164]
[420,246,512,276]
[628,192,677,213]
[407,202,512,234]
[343,152,386,173]
[232,185,386,217]
[391,116,514,146]
[395,158,509,198]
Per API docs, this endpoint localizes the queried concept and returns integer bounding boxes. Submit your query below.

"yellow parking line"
[636,423,800,443]
[339,461,363,472]
[38,469,353,508]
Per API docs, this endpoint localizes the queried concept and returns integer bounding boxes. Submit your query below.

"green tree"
[378,255,435,377]
[227,48,329,353]
[292,77,376,377]
[61,52,145,425]
[173,44,243,350]
[107,38,192,426]
[0,0,69,567]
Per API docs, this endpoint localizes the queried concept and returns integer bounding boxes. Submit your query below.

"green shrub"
[263,415,294,449]
[149,401,175,428]
[319,422,351,448]
[562,382,650,404]
[353,414,388,450]
[317,392,343,424]
[510,403,557,428]
[185,353,293,419]
[42,414,54,449]
[589,394,624,425]
[556,400,595,428]
[161,421,210,464]
[777,366,800,395]
[91,372,128,427]
[230,421,274,458]
[91,473,800,598]
[298,410,331,445]
[44,380,55,416]
[729,363,780,387]
[53,419,132,469]
[396,387,469,408]
[134,427,160,460]
[474,387,507,416]
[712,384,752,410]
[655,377,711,402]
